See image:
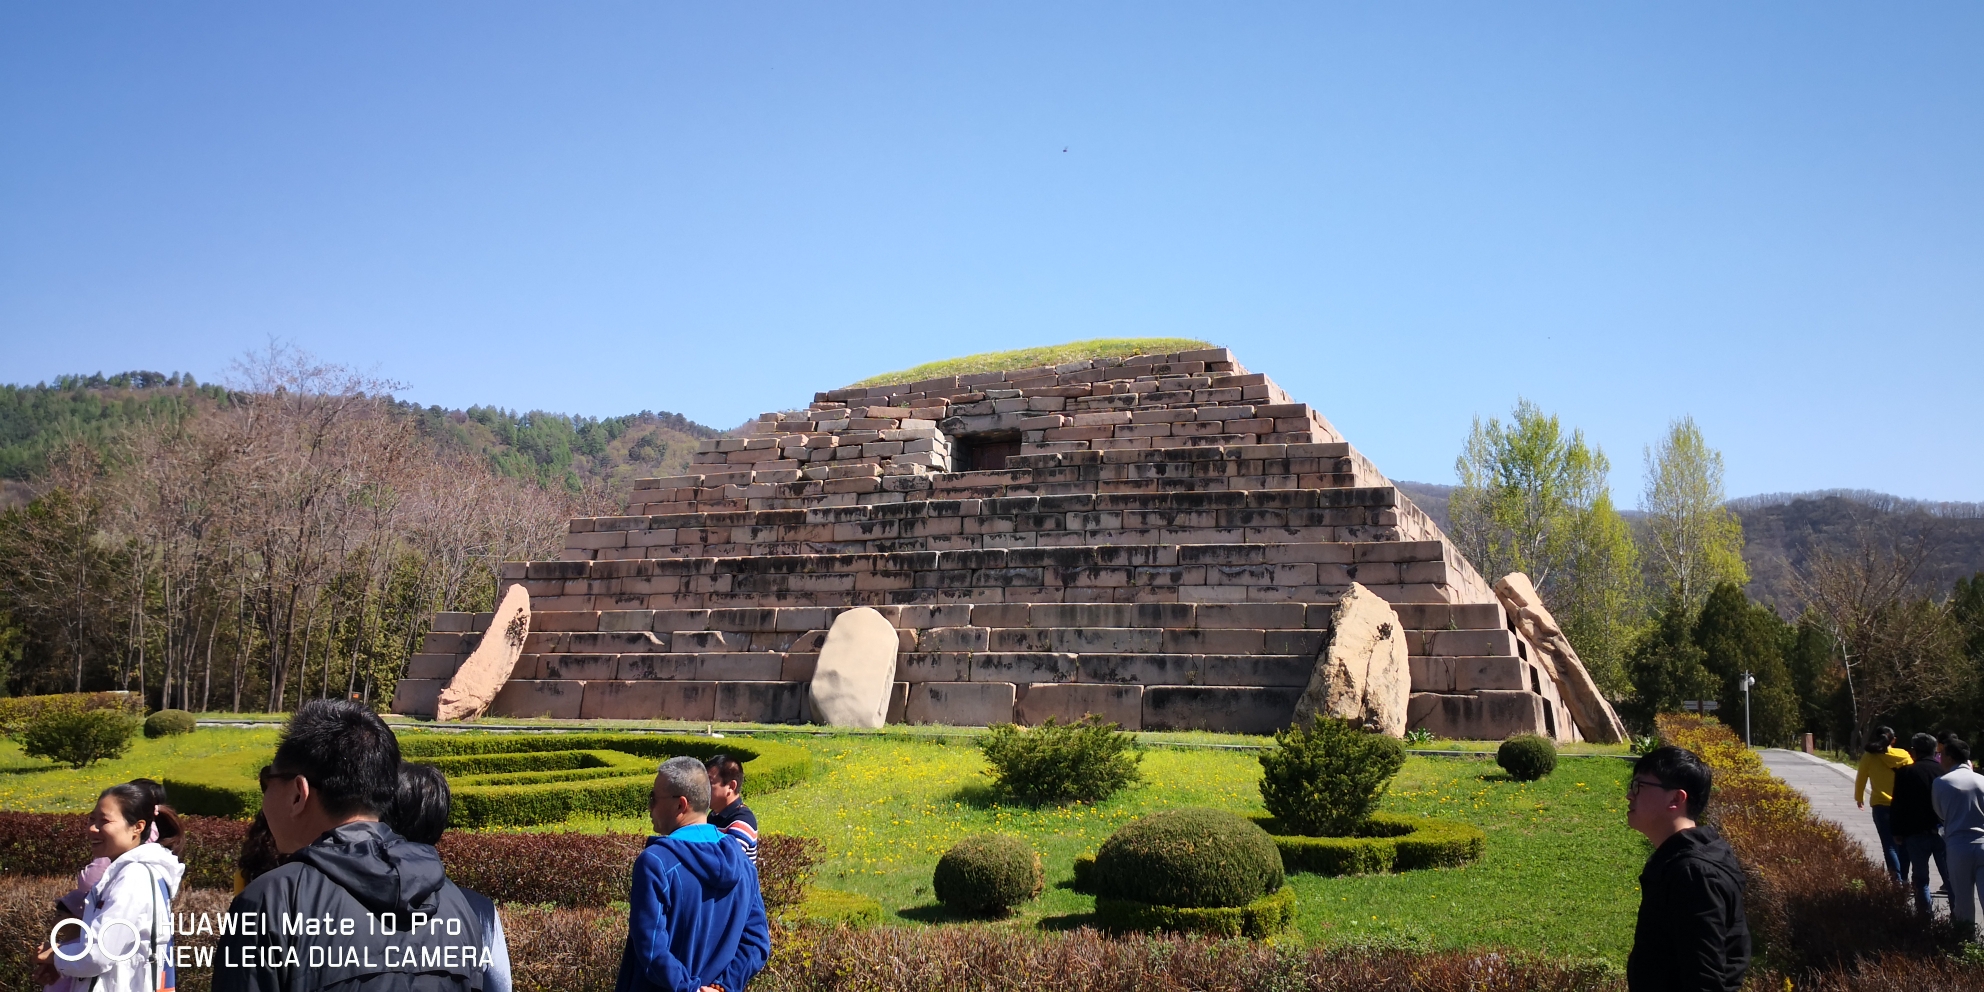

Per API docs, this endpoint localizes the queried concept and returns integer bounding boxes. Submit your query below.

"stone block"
[537,654,620,680]
[1016,683,1143,729]
[390,678,444,717]
[1406,690,1547,740]
[1422,629,1517,657]
[487,680,586,720]
[405,654,464,680]
[717,681,808,723]
[580,680,719,721]
[905,682,1016,726]
[617,654,701,681]
[970,652,1077,683]
[1142,686,1301,734]
[696,653,788,681]
[898,652,971,682]
[1408,655,1530,694]
[1048,627,1163,652]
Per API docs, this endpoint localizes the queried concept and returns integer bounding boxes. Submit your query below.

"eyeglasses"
[1626,777,1671,799]
[259,765,299,792]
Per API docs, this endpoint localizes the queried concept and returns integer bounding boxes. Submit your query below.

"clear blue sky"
[3,3,1979,500]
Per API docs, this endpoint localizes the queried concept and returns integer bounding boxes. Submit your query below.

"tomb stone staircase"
[393,348,1614,741]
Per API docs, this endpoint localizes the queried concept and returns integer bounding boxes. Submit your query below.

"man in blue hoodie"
[618,756,771,992]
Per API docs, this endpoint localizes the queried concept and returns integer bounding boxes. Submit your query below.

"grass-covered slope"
[850,338,1215,388]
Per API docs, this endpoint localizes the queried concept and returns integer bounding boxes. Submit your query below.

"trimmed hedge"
[0,811,245,889]
[1094,885,1296,938]
[1089,808,1283,909]
[1497,734,1558,781]
[143,709,198,738]
[0,813,824,910]
[1250,812,1485,876]
[164,732,814,825]
[932,834,1042,916]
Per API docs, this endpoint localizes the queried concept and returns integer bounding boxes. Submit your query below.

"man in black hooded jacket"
[214,701,484,992]
[1625,745,1749,992]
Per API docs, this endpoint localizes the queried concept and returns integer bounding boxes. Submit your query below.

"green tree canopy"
[1692,582,1800,746]
[1640,417,1747,612]
[1449,399,1642,694]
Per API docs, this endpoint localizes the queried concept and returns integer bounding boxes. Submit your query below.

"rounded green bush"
[144,709,198,738]
[932,833,1042,915]
[1497,733,1558,781]
[1091,808,1284,909]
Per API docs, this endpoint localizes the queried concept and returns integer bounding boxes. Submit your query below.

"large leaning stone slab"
[1494,572,1628,743]
[435,583,531,721]
[1292,582,1409,736]
[807,606,899,728]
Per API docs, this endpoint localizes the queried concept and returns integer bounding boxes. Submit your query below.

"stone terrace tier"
[392,347,1599,741]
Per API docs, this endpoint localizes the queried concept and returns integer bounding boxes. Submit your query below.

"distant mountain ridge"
[1395,480,1984,612]
[0,371,728,500]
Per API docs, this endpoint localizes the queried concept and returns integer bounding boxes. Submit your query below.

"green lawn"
[0,727,280,812]
[542,732,1645,963]
[0,725,1647,963]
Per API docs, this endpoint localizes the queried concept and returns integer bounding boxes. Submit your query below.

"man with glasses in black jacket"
[1624,746,1750,992]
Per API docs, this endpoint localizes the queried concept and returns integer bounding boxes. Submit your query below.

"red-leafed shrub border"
[1659,714,1978,981]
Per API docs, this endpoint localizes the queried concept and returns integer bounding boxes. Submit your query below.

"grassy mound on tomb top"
[849,338,1215,387]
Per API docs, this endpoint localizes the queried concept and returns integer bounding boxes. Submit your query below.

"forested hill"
[1396,479,1984,612]
[0,371,726,499]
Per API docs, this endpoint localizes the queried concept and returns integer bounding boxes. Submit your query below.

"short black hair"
[100,778,185,856]
[390,763,451,846]
[705,753,743,790]
[1867,726,1896,753]
[1909,733,1939,760]
[1945,736,1972,766]
[1632,745,1713,818]
[271,700,401,819]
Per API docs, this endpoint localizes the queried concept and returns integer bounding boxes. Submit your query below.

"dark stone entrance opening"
[954,432,1022,472]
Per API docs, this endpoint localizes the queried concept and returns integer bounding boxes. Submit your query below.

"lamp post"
[1741,671,1756,747]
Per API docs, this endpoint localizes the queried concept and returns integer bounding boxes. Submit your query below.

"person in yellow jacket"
[1856,725,1914,881]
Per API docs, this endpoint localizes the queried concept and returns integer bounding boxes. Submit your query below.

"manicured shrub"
[932,834,1042,916]
[1254,812,1485,876]
[1496,733,1558,781]
[977,716,1142,804]
[0,691,142,739]
[1257,716,1405,836]
[22,708,139,768]
[1090,808,1283,909]
[1093,885,1296,938]
[144,708,198,738]
[163,732,815,824]
[0,811,245,889]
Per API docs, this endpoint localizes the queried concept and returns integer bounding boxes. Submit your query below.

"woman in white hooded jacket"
[34,778,187,992]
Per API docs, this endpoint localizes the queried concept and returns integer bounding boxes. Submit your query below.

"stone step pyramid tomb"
[393,346,1626,742]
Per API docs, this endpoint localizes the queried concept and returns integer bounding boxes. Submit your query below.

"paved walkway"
[1758,748,1944,911]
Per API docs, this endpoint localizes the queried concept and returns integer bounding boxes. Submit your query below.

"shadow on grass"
[947,781,1023,810]
[1038,911,1102,931]
[897,902,1004,924]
